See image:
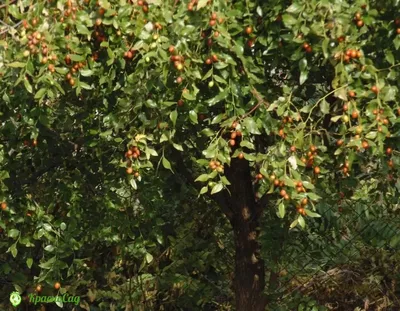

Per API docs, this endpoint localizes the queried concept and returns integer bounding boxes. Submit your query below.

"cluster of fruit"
[344,48,362,62]
[60,0,80,22]
[123,49,136,60]
[228,122,242,147]
[302,42,312,53]
[125,146,141,176]
[136,0,149,13]
[298,145,321,174]
[208,160,224,173]
[354,12,364,28]
[23,139,38,147]
[209,12,223,26]
[64,55,86,86]
[168,46,184,83]
[205,54,218,65]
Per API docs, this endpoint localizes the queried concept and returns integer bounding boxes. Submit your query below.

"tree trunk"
[225,158,267,311]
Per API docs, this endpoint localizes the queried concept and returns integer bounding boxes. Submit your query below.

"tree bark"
[225,157,267,311]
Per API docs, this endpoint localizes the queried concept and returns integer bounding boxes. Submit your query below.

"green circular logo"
[10,291,22,307]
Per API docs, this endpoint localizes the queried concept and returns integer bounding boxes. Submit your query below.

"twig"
[236,88,270,122]
[0,20,22,35]
[0,0,17,9]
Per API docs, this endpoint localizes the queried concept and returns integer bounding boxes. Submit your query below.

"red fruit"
[245,26,253,34]
[177,99,184,106]
[176,76,183,84]
[371,85,379,94]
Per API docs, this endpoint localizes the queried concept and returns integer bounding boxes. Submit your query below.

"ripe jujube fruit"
[245,26,253,34]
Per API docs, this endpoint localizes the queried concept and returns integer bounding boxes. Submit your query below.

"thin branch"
[0,20,22,35]
[236,88,270,122]
[0,0,17,9]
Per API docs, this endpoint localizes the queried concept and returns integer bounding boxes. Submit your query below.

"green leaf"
[320,99,329,114]
[44,245,55,252]
[305,210,321,218]
[243,118,261,134]
[307,192,321,200]
[195,174,210,182]
[240,140,255,150]
[299,58,308,85]
[10,243,18,258]
[145,252,153,263]
[286,3,302,13]
[220,176,231,185]
[189,110,198,124]
[34,88,47,100]
[200,186,208,194]
[80,69,94,77]
[24,79,33,93]
[76,24,91,35]
[298,215,305,228]
[211,183,224,195]
[172,143,183,151]
[162,157,173,172]
[196,0,208,10]
[302,181,315,190]
[26,258,33,269]
[211,114,223,124]
[207,88,229,106]
[7,62,26,68]
[182,92,196,100]
[170,110,178,126]
[130,178,137,190]
[69,54,85,62]
[278,202,285,218]
[8,229,20,239]
[322,38,329,59]
[282,14,297,26]
[202,68,213,81]
[290,219,298,229]
[385,50,395,65]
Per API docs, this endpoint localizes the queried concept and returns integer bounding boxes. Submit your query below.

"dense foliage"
[1,0,400,310]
